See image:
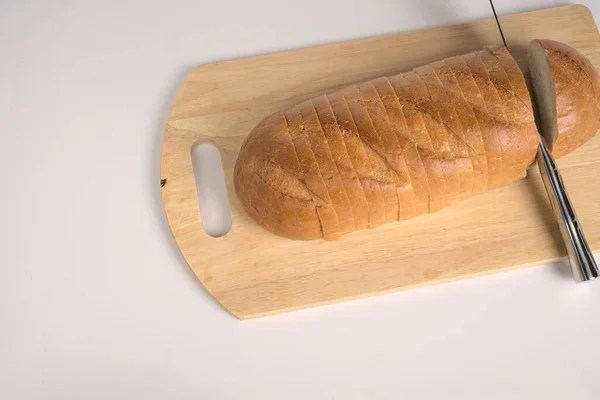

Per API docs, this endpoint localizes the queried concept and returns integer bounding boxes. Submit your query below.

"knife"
[489,0,598,282]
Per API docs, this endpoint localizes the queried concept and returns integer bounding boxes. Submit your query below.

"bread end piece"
[234,113,323,240]
[528,39,600,158]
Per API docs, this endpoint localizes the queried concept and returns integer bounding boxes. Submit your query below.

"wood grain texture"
[161,5,600,319]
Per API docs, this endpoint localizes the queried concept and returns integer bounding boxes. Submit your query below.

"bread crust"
[486,47,539,170]
[533,39,600,158]
[372,77,430,215]
[432,59,489,196]
[342,86,399,225]
[418,63,475,200]
[234,113,323,240]
[327,91,386,229]
[234,43,594,240]
[312,95,370,230]
[388,73,448,212]
[358,81,417,221]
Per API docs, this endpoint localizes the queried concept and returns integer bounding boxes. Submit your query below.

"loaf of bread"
[234,41,599,240]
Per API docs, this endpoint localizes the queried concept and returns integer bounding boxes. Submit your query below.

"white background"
[2,0,600,398]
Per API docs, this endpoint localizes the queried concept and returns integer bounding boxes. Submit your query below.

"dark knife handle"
[536,139,599,282]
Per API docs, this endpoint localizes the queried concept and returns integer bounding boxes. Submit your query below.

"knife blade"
[488,0,598,282]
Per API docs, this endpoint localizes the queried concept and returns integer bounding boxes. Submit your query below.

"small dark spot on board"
[160,179,167,187]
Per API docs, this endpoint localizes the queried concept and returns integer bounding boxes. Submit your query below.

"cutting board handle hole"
[191,141,232,237]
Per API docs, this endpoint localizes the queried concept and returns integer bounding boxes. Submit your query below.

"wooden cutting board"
[161,4,600,319]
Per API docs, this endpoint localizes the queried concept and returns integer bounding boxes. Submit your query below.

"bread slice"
[430,59,488,196]
[411,69,462,207]
[456,53,507,189]
[443,55,492,194]
[327,91,386,229]
[372,77,431,215]
[465,51,520,187]
[357,81,417,220]
[351,84,400,223]
[529,39,600,157]
[312,95,370,230]
[297,100,354,235]
[340,86,397,227]
[485,46,538,170]
[419,63,475,200]
[387,73,448,212]
[283,106,341,240]
[479,48,533,180]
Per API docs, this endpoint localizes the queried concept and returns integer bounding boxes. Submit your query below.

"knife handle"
[536,139,599,282]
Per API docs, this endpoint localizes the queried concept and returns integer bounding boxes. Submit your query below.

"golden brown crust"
[486,46,539,168]
[235,43,594,240]
[419,63,475,200]
[327,91,386,228]
[358,81,417,221]
[460,52,512,188]
[297,100,354,234]
[284,106,341,240]
[388,73,447,212]
[478,49,531,180]
[234,113,322,240]
[433,59,489,196]
[444,56,492,195]
[373,77,430,215]
[410,70,461,207]
[312,95,370,230]
[356,83,402,223]
[487,47,534,112]
[535,39,600,158]
[342,86,398,225]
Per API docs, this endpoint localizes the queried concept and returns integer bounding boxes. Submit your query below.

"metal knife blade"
[489,0,507,47]
[488,0,598,282]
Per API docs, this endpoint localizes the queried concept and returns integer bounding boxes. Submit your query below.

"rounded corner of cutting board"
[159,67,234,314]
[572,3,594,17]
